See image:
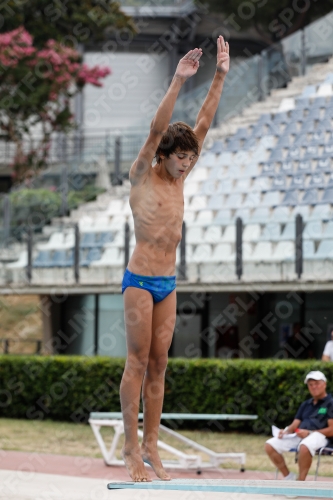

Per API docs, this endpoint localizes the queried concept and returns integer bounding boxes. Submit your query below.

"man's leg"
[265,443,290,477]
[297,432,329,481]
[141,289,177,480]
[120,287,153,482]
[298,444,312,481]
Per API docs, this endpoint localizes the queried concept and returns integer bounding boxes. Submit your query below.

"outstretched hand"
[216,35,230,75]
[175,48,202,80]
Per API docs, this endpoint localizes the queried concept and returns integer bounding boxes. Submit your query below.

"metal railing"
[0,214,325,286]
[1,338,42,354]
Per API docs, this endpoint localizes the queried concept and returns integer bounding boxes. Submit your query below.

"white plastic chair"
[261,191,281,207]
[188,195,207,211]
[272,241,294,261]
[91,247,124,267]
[303,221,323,240]
[243,192,261,208]
[246,242,273,262]
[250,207,271,223]
[242,224,261,242]
[186,227,204,244]
[192,243,213,263]
[225,193,243,208]
[187,168,209,182]
[271,206,291,222]
[210,243,234,262]
[308,204,331,221]
[204,225,223,243]
[234,178,251,193]
[194,210,214,225]
[184,182,199,197]
[280,222,295,241]
[322,221,333,239]
[260,222,281,241]
[221,225,235,243]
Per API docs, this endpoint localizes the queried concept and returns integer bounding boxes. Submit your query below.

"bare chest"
[130,175,184,239]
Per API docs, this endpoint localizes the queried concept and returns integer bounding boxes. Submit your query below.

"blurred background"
[1,0,333,362]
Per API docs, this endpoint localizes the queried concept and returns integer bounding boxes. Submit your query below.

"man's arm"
[296,419,333,439]
[278,419,301,438]
[129,48,202,185]
[322,342,331,361]
[184,36,230,179]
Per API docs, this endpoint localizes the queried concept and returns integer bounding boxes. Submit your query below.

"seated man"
[265,371,333,481]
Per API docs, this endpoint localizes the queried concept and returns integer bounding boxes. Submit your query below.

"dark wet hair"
[155,122,199,163]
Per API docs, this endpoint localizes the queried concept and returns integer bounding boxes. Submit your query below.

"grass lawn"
[0,418,332,477]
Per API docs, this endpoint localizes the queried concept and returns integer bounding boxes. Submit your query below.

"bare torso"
[128,166,184,276]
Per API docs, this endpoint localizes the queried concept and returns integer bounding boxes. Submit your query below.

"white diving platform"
[89,412,258,473]
[107,478,333,497]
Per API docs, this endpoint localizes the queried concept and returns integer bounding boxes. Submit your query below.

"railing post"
[4,339,9,354]
[26,226,33,284]
[61,163,68,216]
[258,53,264,102]
[114,136,122,186]
[124,222,130,271]
[295,214,303,279]
[3,194,10,247]
[74,223,80,283]
[36,340,42,354]
[236,217,243,280]
[301,29,306,76]
[178,221,187,280]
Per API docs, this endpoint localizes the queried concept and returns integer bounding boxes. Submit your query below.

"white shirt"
[323,340,333,360]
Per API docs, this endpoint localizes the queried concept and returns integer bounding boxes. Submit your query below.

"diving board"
[107,478,333,497]
[89,412,258,473]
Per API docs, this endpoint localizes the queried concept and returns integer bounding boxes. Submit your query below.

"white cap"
[304,371,327,384]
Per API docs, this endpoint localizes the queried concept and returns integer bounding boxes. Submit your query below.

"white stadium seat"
[243,224,261,242]
[272,241,294,261]
[186,227,204,244]
[194,210,214,225]
[204,225,223,243]
[188,195,207,211]
[246,242,273,262]
[221,225,235,243]
[210,243,234,262]
[192,243,213,263]
[184,182,199,197]
[260,222,281,241]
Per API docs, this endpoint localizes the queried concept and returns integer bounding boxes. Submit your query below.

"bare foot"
[141,445,172,481]
[121,446,152,482]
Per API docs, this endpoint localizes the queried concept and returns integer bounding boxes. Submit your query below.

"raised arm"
[193,36,230,152]
[129,48,202,185]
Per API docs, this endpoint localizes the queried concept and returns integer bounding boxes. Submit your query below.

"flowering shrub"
[0,27,111,181]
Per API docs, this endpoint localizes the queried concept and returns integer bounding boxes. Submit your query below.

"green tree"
[0,0,135,48]
[201,0,333,43]
[0,27,111,181]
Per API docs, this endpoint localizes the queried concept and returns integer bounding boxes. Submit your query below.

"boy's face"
[163,150,197,178]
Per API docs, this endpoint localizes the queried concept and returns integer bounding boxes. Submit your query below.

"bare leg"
[120,287,153,482]
[265,443,290,477]
[141,290,176,480]
[298,444,312,481]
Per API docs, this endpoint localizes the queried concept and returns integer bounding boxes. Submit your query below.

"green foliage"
[9,186,105,229]
[1,1,135,48]
[201,0,333,42]
[1,356,332,434]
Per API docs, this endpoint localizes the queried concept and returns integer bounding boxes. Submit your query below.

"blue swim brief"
[122,268,176,303]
